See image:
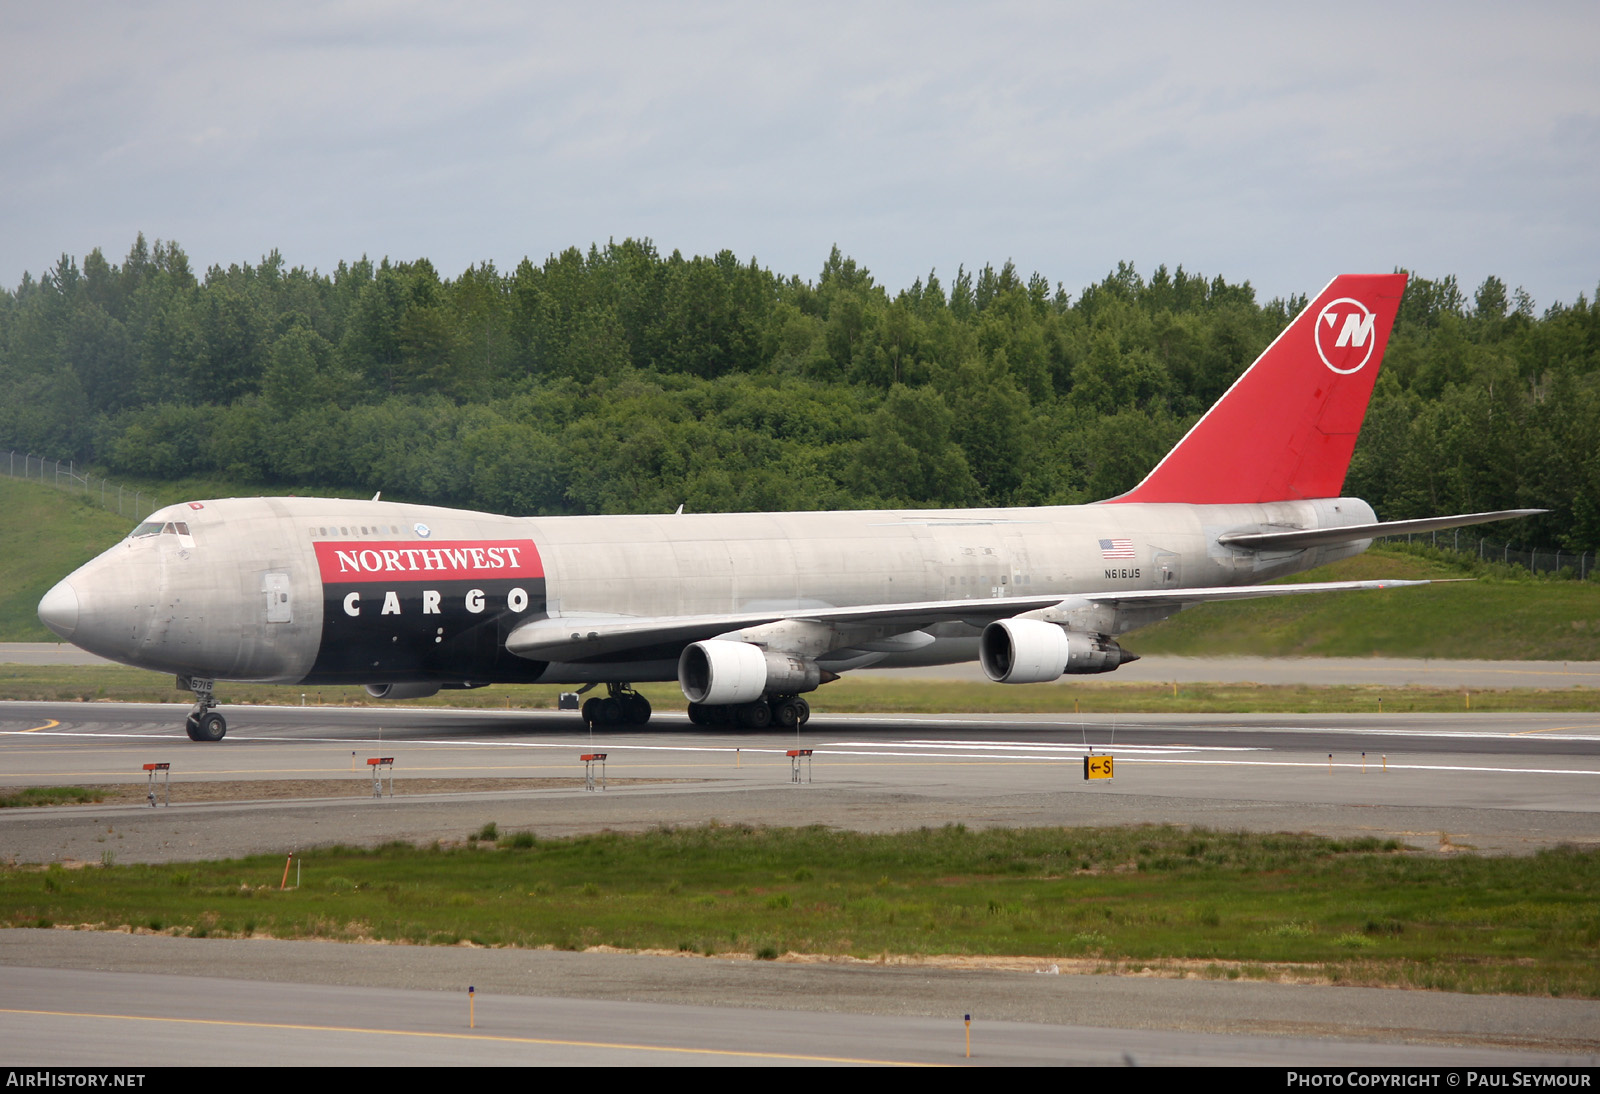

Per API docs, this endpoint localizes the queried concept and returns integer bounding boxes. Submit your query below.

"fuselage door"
[263,572,292,623]
[1154,549,1181,587]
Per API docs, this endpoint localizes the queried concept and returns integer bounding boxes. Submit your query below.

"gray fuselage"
[41,495,1374,688]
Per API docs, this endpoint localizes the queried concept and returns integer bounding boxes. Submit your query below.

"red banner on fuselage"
[314,539,544,582]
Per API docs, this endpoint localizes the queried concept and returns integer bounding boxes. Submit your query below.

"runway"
[3,700,1599,1066]
[3,700,1598,863]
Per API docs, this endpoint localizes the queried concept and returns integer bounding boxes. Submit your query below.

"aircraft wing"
[1217,510,1545,551]
[505,595,1071,661]
[505,579,1427,662]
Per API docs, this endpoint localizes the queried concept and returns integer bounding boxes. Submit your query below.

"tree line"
[2,235,1597,550]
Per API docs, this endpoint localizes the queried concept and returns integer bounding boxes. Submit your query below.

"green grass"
[1135,547,1600,661]
[0,480,134,641]
[0,474,375,641]
[7,825,1598,996]
[803,679,1600,714]
[0,786,104,808]
[2,663,1596,713]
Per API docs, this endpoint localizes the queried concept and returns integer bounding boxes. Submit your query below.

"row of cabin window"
[310,525,403,537]
[132,520,409,540]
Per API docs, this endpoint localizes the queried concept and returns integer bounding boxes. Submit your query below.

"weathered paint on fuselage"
[52,494,1376,688]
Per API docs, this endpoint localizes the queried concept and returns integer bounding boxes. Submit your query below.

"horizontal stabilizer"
[1217,509,1546,551]
[1075,578,1428,612]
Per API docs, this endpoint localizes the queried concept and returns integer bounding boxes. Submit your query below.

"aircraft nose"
[38,579,80,640]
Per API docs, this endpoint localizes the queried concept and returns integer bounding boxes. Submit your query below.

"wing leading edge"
[505,579,1427,664]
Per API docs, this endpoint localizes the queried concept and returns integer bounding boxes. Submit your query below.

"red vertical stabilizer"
[1107,273,1408,505]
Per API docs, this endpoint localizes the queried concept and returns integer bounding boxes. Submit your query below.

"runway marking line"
[0,1006,944,1066]
[832,739,1260,754]
[1265,665,1600,680]
[34,727,1600,754]
[7,757,1598,796]
[22,719,58,732]
[1114,757,1600,777]
[8,735,1600,775]
[8,727,1600,777]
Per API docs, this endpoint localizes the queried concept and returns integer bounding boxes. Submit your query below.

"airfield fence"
[1375,530,1594,580]
[4,450,164,521]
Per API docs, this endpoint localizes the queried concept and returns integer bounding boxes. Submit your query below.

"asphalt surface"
[4,933,1597,1066]
[3,702,1597,861]
[3,699,1599,1066]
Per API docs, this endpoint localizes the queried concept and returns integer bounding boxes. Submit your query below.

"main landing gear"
[181,676,226,741]
[686,694,811,729]
[581,683,653,729]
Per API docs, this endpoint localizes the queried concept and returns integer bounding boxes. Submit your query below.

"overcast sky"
[4,1,1597,308]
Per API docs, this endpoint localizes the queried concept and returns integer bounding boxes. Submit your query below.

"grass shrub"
[3,824,1596,996]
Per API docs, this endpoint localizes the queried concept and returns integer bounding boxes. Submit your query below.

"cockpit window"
[129,520,195,540]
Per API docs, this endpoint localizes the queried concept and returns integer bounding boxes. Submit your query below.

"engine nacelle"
[678,640,823,704]
[979,619,1136,682]
[363,682,443,700]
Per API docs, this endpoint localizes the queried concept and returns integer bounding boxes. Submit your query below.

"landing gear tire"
[583,685,653,728]
[193,711,226,742]
[692,703,733,727]
[623,693,652,725]
[181,676,224,741]
[690,697,810,730]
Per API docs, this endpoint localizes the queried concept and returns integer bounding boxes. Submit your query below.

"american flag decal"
[1099,538,1136,560]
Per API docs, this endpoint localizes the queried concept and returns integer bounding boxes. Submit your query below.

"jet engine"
[363,682,443,700]
[678,640,823,705]
[978,619,1137,683]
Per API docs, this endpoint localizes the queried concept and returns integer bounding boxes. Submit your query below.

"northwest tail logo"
[1315,297,1378,374]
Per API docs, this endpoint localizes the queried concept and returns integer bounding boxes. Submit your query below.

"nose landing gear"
[179,676,226,741]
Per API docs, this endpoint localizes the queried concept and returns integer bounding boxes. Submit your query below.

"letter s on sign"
[465,589,485,614]
[343,591,361,617]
